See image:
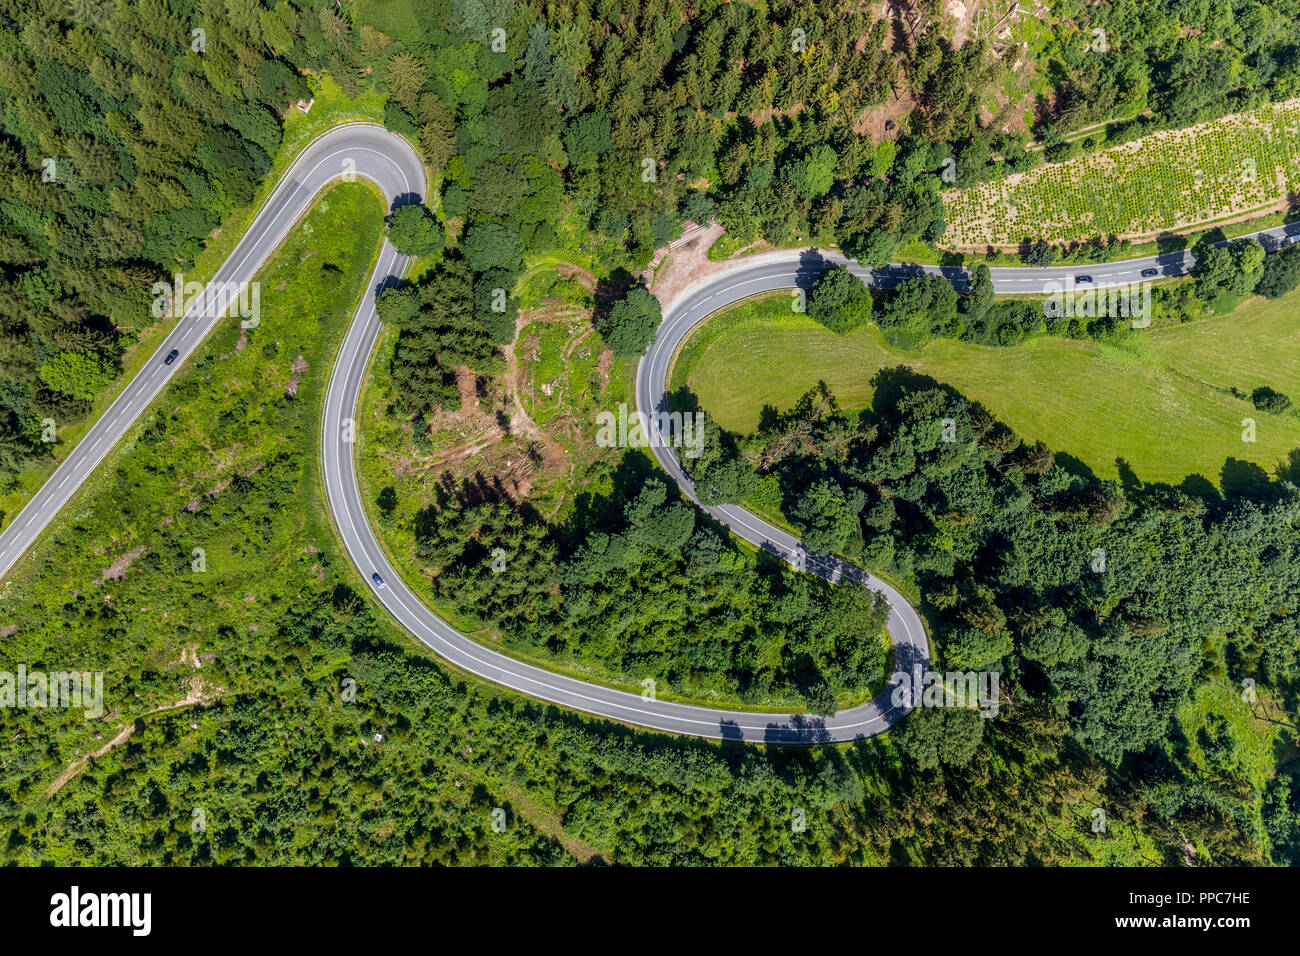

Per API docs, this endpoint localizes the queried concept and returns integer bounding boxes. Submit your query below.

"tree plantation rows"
[6,0,1300,480]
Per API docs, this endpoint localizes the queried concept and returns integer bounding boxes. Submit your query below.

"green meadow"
[672,290,1300,488]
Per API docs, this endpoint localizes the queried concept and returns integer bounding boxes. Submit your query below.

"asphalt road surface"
[0,123,424,584]
[321,241,926,741]
[4,123,1294,743]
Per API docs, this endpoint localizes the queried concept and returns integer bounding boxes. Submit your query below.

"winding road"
[2,124,1294,743]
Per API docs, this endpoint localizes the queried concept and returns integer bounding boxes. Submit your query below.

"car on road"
[164,348,179,365]
[1140,268,1159,278]
[1288,234,1300,244]
[1075,274,1093,284]
[371,572,386,588]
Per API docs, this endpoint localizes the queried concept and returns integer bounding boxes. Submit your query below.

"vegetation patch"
[674,289,1300,487]
[670,371,1300,863]
[944,98,1300,247]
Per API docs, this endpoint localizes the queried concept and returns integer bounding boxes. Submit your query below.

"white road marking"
[2,123,1266,741]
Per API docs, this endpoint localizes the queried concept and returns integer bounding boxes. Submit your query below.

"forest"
[411,467,891,710]
[1,0,1298,867]
[5,0,1299,465]
[683,372,1300,863]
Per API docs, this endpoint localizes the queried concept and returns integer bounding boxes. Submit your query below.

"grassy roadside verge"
[0,79,390,530]
[0,180,385,752]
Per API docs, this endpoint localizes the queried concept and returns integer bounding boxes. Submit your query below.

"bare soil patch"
[101,546,147,582]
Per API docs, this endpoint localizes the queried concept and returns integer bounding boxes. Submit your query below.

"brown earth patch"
[554,263,597,291]
[101,546,147,581]
[855,89,915,141]
[286,354,308,397]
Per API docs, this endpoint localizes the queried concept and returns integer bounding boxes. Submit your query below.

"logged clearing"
[944,97,1300,248]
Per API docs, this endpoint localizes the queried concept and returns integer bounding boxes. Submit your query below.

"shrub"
[1251,386,1293,415]
[387,204,445,257]
[808,266,873,334]
[597,286,661,356]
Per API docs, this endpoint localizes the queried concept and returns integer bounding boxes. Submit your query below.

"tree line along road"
[4,124,1294,743]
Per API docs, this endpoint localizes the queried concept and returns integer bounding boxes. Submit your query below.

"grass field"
[355,0,423,36]
[944,97,1300,248]
[672,290,1300,488]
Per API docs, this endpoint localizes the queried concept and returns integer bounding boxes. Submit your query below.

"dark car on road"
[371,572,386,588]
[164,348,179,365]
[1075,274,1093,284]
[1140,268,1159,278]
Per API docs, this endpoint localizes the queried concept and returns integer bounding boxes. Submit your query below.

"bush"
[474,269,520,344]
[1019,238,1055,266]
[387,204,445,257]
[1256,244,1300,299]
[808,266,873,334]
[383,101,419,139]
[39,351,118,400]
[802,679,838,717]
[650,210,681,247]
[442,183,468,218]
[945,626,1014,669]
[843,227,897,268]
[597,286,661,356]
[1251,386,1293,415]
[892,706,985,771]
